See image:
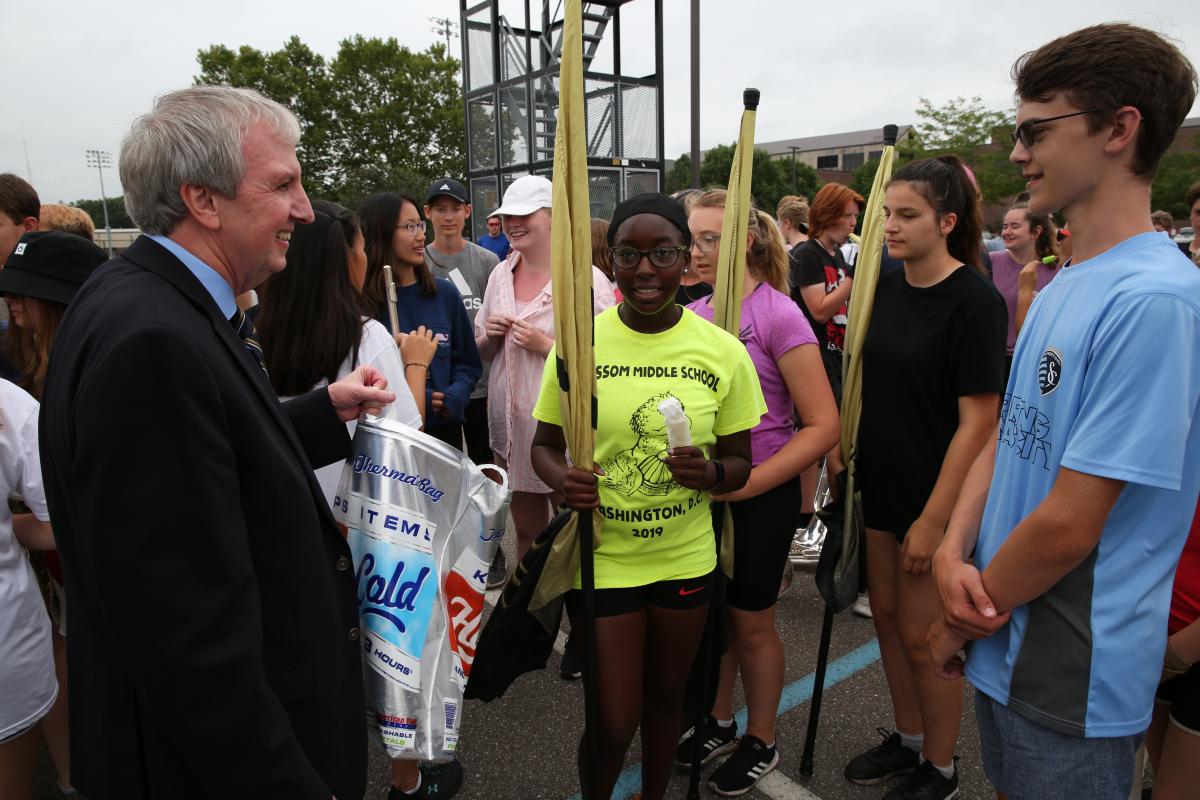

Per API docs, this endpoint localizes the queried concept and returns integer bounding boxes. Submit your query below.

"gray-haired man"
[39,85,394,800]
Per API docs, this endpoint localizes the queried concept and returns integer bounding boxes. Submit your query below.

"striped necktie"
[230,307,267,376]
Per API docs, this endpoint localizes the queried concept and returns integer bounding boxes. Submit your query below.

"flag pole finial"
[883,124,899,146]
[742,88,760,110]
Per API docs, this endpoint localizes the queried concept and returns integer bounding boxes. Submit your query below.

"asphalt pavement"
[34,532,1001,800]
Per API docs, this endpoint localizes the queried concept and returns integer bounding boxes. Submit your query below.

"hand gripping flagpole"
[800,123,898,778]
[688,86,760,800]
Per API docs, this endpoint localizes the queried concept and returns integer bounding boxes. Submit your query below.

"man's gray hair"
[120,85,302,235]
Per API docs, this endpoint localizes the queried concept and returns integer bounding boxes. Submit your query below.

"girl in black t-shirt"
[845,156,1005,797]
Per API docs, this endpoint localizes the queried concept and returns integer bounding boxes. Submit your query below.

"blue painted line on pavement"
[566,639,881,800]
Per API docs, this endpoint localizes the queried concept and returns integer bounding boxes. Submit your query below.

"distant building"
[757,126,914,182]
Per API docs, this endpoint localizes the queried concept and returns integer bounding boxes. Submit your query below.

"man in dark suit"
[38,86,396,800]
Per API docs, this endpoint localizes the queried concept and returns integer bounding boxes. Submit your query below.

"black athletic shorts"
[565,571,714,618]
[1156,662,1200,734]
[726,477,804,612]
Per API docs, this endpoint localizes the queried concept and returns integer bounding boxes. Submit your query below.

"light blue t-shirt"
[967,232,1200,738]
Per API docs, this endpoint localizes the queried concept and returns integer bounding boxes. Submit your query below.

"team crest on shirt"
[1038,347,1063,396]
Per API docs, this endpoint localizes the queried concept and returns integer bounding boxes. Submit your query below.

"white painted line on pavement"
[757,769,824,800]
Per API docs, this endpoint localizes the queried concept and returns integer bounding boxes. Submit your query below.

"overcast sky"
[2,0,1197,204]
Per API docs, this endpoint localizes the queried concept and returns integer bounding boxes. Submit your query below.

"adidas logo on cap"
[440,183,450,190]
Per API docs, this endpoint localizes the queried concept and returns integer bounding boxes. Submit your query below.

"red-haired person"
[788,182,863,402]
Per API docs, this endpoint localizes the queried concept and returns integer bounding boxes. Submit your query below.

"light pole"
[689,0,700,189]
[85,149,113,256]
[429,16,457,56]
[789,145,800,194]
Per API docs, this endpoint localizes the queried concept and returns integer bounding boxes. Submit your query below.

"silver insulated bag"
[333,415,510,761]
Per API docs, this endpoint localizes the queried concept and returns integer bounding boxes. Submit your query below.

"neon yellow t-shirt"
[533,306,766,588]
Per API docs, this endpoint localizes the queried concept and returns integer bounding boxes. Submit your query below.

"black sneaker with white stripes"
[707,734,779,797]
[674,715,738,768]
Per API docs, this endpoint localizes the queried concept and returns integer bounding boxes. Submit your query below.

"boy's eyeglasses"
[1011,109,1101,149]
[609,246,689,271]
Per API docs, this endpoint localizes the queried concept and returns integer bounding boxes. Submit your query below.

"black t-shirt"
[676,280,713,306]
[788,240,850,358]
[857,265,1006,534]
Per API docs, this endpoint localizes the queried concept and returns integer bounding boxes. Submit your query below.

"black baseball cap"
[0,230,107,305]
[425,177,469,205]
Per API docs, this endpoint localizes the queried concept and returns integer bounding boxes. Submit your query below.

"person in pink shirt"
[991,204,1060,376]
[474,176,615,568]
[678,190,839,796]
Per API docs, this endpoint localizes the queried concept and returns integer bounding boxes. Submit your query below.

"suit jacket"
[39,236,367,799]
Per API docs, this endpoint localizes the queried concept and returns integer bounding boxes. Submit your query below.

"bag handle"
[476,463,509,491]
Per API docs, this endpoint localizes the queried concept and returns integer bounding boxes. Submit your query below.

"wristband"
[704,459,725,492]
[404,362,430,373]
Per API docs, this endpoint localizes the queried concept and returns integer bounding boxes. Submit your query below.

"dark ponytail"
[889,155,986,275]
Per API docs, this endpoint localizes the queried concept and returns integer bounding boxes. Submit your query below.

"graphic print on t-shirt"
[821,264,848,352]
[443,268,481,312]
[599,392,692,498]
[1039,347,1063,395]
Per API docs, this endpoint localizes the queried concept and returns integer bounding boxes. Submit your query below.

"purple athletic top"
[689,283,818,466]
[990,250,1059,354]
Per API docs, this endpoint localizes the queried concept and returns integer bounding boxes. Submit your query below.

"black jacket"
[39,236,367,799]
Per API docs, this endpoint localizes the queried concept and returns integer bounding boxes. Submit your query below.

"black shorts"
[726,477,804,611]
[1156,662,1200,734]
[565,571,714,618]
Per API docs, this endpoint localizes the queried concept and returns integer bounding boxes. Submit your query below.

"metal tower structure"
[459,0,665,239]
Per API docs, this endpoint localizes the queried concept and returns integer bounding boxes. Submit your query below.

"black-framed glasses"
[396,220,427,235]
[609,245,689,271]
[1011,109,1102,149]
[691,234,721,254]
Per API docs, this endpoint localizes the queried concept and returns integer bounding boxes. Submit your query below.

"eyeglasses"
[1011,109,1102,149]
[691,234,721,254]
[396,221,427,235]
[609,245,689,271]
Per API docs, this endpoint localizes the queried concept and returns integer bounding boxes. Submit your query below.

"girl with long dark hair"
[846,156,1005,799]
[359,192,482,451]
[257,199,426,503]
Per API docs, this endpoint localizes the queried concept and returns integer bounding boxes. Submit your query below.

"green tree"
[911,96,1012,154]
[1152,148,1200,220]
[71,196,133,229]
[665,154,692,194]
[195,37,464,205]
[901,96,1022,204]
[850,158,881,200]
[692,143,817,213]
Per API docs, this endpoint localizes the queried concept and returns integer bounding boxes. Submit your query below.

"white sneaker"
[852,594,873,618]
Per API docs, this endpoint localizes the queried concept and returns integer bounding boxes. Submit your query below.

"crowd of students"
[0,20,1198,800]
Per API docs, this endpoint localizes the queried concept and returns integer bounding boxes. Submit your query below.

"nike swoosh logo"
[678,585,706,597]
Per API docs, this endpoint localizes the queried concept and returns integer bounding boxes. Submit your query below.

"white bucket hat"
[489,175,553,217]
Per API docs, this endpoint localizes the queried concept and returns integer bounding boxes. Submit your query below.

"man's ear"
[1104,106,1142,162]
[180,183,221,231]
[463,203,472,219]
[20,216,39,233]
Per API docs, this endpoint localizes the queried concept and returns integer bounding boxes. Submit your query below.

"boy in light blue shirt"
[929,23,1200,800]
